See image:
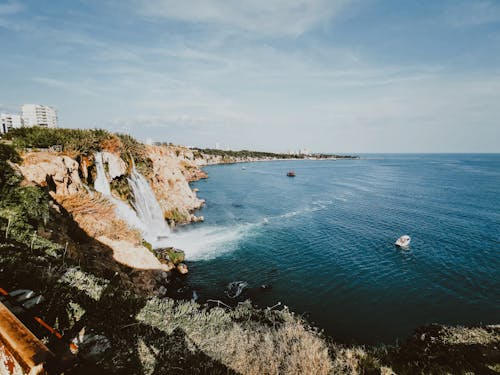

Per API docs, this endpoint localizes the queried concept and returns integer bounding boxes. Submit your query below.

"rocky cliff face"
[14,144,207,293]
[145,145,205,223]
[18,152,84,196]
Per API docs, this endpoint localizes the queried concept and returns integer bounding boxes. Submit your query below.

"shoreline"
[180,156,500,347]
[1,130,498,374]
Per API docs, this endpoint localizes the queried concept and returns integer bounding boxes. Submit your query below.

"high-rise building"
[0,113,22,134]
[21,104,58,128]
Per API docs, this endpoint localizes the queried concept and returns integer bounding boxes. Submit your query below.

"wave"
[167,223,257,261]
[165,200,336,261]
[277,200,334,219]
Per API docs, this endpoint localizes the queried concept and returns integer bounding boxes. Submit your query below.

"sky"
[0,0,499,153]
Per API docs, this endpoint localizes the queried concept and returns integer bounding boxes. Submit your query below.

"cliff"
[3,129,208,295]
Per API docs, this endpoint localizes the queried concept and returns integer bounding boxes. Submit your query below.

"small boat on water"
[395,235,411,248]
[287,171,296,177]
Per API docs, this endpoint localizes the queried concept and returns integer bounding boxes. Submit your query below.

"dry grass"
[331,347,375,374]
[440,325,500,345]
[136,300,333,375]
[54,193,141,243]
[100,137,123,154]
[206,319,333,375]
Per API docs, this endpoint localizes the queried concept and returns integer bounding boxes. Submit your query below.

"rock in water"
[166,248,185,265]
[156,247,185,265]
[177,263,188,275]
[225,281,248,299]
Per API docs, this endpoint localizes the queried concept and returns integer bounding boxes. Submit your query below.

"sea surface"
[169,154,500,344]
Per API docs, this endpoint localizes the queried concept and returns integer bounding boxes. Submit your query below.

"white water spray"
[94,153,111,196]
[94,152,170,246]
[94,152,252,255]
[128,166,170,243]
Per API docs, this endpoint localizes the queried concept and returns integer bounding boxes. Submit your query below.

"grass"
[53,192,141,243]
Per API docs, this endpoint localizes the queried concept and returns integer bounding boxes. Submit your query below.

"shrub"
[163,207,188,224]
[6,127,114,154]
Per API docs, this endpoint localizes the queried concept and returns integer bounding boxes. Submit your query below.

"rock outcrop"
[15,144,208,293]
[101,151,127,179]
[145,145,204,223]
[19,152,84,196]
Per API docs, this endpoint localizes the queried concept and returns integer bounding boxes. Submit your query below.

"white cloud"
[0,1,23,16]
[0,0,24,30]
[133,0,353,36]
[445,1,500,27]
[33,77,102,97]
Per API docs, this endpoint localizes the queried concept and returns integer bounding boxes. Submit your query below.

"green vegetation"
[192,148,359,160]
[4,127,150,170]
[163,207,189,224]
[5,127,114,154]
[0,144,57,255]
[141,240,153,253]
[194,148,306,160]
[164,247,185,265]
[110,174,132,201]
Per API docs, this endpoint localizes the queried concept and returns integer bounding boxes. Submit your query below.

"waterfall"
[94,152,111,196]
[94,152,169,245]
[128,166,170,242]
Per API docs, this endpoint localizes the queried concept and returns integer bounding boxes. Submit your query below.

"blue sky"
[1,0,499,152]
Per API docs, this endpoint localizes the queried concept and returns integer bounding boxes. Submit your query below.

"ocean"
[169,154,500,344]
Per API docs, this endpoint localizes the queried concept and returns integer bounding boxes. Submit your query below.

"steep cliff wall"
[12,142,207,294]
[145,145,205,223]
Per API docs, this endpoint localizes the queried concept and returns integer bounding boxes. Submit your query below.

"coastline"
[0,129,498,374]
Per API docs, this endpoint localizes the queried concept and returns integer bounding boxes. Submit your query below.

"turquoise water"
[172,154,500,344]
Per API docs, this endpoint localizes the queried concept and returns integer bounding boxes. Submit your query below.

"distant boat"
[287,171,296,177]
[241,167,246,170]
[395,235,411,248]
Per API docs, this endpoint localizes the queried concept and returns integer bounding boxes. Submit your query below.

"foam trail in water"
[168,224,255,261]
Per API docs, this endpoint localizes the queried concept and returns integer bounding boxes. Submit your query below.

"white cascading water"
[128,166,170,244]
[94,152,247,256]
[94,152,169,246]
[94,152,111,196]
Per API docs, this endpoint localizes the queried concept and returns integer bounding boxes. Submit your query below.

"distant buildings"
[0,113,22,134]
[21,104,58,128]
[0,104,58,134]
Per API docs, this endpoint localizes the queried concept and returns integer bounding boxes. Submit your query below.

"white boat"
[395,235,411,248]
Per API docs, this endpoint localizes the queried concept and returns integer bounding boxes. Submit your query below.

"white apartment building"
[21,104,58,128]
[0,113,22,134]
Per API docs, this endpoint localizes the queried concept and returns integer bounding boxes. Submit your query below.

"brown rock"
[101,151,127,179]
[177,263,188,275]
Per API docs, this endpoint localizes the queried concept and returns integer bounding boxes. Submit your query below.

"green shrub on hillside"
[0,143,57,255]
[0,143,23,197]
[5,127,154,177]
[5,127,114,154]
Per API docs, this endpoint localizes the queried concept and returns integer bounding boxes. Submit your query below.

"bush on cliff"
[5,127,149,164]
[0,143,58,254]
[6,127,113,153]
